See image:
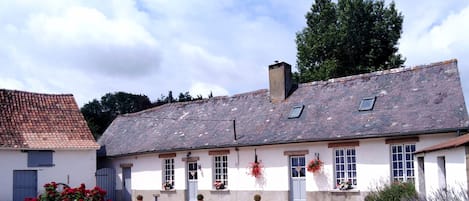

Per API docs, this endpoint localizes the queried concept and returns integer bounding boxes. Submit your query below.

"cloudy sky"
[1,0,468,108]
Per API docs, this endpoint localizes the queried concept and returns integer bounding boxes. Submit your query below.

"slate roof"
[0,89,99,150]
[99,59,469,157]
[415,133,469,154]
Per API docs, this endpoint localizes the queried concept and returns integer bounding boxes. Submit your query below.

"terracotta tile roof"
[0,89,99,150]
[416,133,469,154]
[99,59,469,157]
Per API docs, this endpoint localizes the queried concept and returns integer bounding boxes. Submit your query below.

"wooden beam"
[283,150,309,156]
[328,141,360,148]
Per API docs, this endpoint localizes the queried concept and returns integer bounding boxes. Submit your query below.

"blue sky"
[0,0,468,110]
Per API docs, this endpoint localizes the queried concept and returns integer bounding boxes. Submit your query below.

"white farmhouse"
[98,59,469,201]
[0,90,100,201]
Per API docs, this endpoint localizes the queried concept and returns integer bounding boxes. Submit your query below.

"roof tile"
[99,59,469,156]
[0,90,99,150]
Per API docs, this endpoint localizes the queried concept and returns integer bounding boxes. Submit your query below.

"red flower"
[248,162,263,178]
[307,159,323,173]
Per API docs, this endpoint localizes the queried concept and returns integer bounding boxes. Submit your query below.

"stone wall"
[127,190,370,201]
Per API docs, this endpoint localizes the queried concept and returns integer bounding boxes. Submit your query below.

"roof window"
[359,97,376,111]
[288,105,304,119]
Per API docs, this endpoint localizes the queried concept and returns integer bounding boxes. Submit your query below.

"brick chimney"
[268,61,293,102]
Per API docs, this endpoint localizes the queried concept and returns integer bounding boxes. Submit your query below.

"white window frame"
[334,147,357,187]
[163,158,175,188]
[213,155,228,187]
[390,144,416,182]
[290,155,306,178]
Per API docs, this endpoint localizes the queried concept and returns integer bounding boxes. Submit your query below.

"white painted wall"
[413,133,463,195]
[107,132,461,196]
[419,146,467,197]
[0,149,97,201]
[355,138,391,190]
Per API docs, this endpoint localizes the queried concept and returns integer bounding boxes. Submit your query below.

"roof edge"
[0,88,74,97]
[104,127,467,158]
[0,146,101,151]
[298,58,458,88]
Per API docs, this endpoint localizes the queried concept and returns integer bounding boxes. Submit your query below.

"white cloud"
[0,0,468,111]
[189,82,229,98]
[396,2,469,111]
[24,6,161,77]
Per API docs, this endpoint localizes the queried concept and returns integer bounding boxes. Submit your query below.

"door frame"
[289,155,306,201]
[122,166,132,201]
[186,161,198,201]
[13,170,38,201]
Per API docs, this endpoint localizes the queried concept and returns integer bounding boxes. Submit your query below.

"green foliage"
[81,91,206,139]
[295,0,404,83]
[36,182,106,201]
[81,92,153,139]
[365,182,417,201]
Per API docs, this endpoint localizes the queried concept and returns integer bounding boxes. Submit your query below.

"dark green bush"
[365,182,418,201]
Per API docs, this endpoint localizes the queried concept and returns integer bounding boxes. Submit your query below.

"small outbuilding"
[0,89,100,201]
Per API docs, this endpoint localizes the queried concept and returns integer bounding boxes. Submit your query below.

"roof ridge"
[121,59,458,117]
[0,89,73,97]
[231,89,268,98]
[298,58,457,87]
[122,90,269,117]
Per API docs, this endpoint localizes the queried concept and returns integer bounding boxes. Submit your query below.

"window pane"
[299,157,305,166]
[334,148,357,188]
[292,158,298,166]
[300,168,305,177]
[213,155,228,187]
[292,168,298,177]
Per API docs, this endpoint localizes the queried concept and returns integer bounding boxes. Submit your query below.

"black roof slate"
[99,59,469,157]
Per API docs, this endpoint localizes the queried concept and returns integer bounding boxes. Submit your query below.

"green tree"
[81,92,153,139]
[178,92,192,102]
[82,90,208,139]
[295,0,404,83]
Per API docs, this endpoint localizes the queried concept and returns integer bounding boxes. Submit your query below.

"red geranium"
[37,182,107,201]
[307,158,323,173]
[248,161,263,178]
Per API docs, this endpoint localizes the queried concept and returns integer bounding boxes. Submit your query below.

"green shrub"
[365,182,418,201]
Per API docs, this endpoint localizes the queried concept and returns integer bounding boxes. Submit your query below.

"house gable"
[0,89,99,150]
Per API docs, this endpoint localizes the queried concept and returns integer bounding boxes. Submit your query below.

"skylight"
[359,97,376,111]
[288,105,304,119]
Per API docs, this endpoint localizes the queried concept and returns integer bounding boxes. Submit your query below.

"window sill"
[210,189,230,193]
[28,164,55,168]
[160,189,176,193]
[328,189,360,193]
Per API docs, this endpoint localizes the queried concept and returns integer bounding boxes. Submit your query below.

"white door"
[122,167,132,201]
[187,161,198,201]
[290,156,306,201]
